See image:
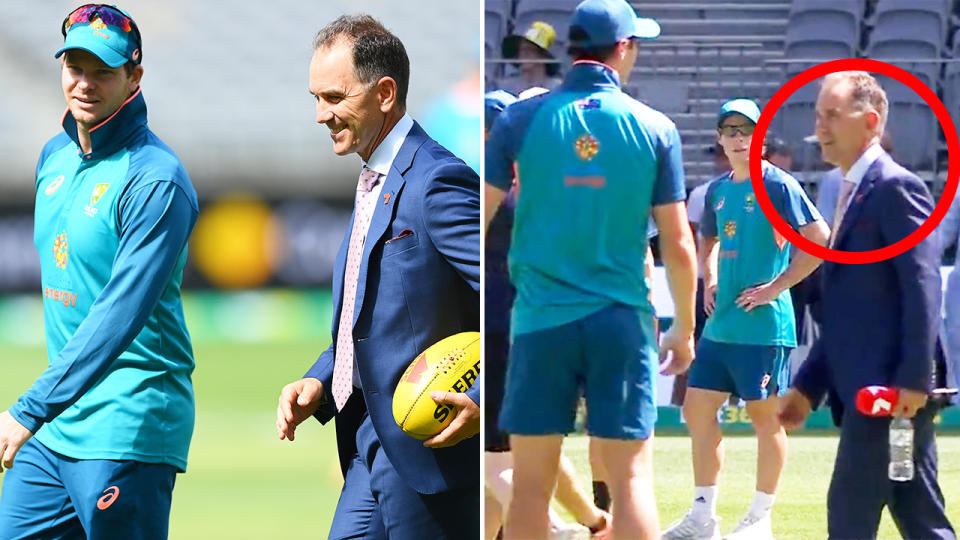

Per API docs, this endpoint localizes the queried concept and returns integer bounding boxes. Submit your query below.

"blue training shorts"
[0,438,177,540]
[687,338,791,400]
[500,303,658,439]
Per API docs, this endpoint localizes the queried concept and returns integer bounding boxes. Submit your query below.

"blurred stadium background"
[0,0,481,537]
[486,1,960,537]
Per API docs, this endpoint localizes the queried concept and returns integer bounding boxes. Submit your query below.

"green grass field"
[556,433,960,539]
[5,341,960,539]
[1,342,343,540]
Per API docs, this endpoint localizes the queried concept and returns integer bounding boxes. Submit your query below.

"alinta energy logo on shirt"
[53,231,69,269]
[84,183,110,217]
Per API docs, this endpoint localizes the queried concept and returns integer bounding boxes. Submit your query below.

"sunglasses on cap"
[62,4,142,48]
[718,123,755,137]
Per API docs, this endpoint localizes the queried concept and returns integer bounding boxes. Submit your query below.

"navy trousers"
[327,413,479,539]
[0,438,177,540]
[828,406,955,539]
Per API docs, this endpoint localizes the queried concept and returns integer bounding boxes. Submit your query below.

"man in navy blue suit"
[274,15,480,540]
[779,71,955,539]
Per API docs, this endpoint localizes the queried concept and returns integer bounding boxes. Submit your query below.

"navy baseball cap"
[485,90,517,131]
[56,4,143,68]
[717,98,761,126]
[569,0,660,48]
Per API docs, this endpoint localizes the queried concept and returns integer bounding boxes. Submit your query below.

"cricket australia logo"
[84,183,110,217]
[574,133,599,161]
[724,220,737,238]
[53,232,69,269]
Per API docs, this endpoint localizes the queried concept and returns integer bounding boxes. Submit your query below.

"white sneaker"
[548,522,592,540]
[662,512,722,540]
[724,513,773,540]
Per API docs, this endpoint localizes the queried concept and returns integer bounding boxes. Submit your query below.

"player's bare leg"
[663,387,730,539]
[593,436,659,540]
[486,451,513,539]
[745,395,785,495]
[504,435,562,539]
[589,437,611,511]
[556,454,610,533]
[486,487,503,540]
[722,395,785,538]
[683,388,730,487]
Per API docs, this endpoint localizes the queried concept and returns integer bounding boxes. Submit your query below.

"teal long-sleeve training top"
[10,89,199,471]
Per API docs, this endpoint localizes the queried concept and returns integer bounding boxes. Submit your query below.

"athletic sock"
[592,481,610,511]
[691,485,718,521]
[747,490,776,519]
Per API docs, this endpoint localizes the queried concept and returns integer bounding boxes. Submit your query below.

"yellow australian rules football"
[393,331,481,439]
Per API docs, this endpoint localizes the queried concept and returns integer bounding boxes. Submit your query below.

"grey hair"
[822,71,889,136]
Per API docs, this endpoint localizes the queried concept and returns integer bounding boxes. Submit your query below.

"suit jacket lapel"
[350,122,428,326]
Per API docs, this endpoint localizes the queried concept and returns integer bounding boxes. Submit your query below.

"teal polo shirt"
[700,162,821,347]
[486,61,686,335]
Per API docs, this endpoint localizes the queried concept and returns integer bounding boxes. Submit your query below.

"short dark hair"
[567,25,617,63]
[313,15,410,108]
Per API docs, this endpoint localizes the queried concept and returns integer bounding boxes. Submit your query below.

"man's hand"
[276,378,324,442]
[703,283,718,316]
[777,389,812,431]
[423,392,479,448]
[736,281,781,312]
[0,410,34,472]
[659,325,695,375]
[893,388,928,418]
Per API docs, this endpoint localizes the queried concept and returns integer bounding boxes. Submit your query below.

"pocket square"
[385,229,414,244]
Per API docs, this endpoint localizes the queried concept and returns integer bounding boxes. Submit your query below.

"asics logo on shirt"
[45,175,64,196]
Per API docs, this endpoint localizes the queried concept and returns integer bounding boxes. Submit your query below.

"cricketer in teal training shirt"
[0,6,198,538]
[700,162,821,347]
[0,8,197,478]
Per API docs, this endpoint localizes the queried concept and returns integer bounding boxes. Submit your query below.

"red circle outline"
[749,58,959,264]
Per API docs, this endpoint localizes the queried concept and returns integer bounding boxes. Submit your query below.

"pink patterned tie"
[829,179,856,249]
[332,166,381,411]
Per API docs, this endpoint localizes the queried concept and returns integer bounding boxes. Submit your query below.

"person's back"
[484,2,697,538]
[492,65,678,333]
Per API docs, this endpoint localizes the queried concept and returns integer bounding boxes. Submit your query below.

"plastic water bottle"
[888,416,915,482]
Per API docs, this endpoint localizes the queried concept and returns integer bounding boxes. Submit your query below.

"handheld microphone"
[855,385,899,417]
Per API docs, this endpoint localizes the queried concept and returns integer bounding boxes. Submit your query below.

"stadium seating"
[486,0,954,185]
[875,75,938,170]
[873,0,950,50]
[784,10,859,60]
[486,0,512,60]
